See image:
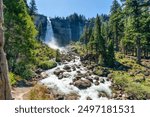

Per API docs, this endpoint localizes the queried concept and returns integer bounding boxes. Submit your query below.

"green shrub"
[126,83,150,100]
[56,49,61,62]
[14,62,36,80]
[9,72,22,86]
[114,77,129,88]
[38,60,57,70]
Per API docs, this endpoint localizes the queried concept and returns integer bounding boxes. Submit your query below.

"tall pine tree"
[110,0,122,51]
[29,0,37,16]
[93,15,106,65]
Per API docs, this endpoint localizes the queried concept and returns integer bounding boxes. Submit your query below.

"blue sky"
[28,0,121,18]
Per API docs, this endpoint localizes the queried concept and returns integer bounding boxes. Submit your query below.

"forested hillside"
[3,0,57,86]
[74,0,150,99]
[80,0,150,65]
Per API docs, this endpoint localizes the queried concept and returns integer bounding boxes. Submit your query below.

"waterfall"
[45,18,60,50]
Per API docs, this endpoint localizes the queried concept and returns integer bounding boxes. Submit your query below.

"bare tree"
[0,0,12,100]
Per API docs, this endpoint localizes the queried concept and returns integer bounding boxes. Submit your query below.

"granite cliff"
[35,13,86,46]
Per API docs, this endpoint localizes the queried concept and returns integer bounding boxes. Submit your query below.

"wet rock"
[63,73,71,78]
[63,65,71,70]
[76,73,84,78]
[86,77,93,83]
[94,81,100,86]
[54,68,63,76]
[72,66,76,71]
[74,79,91,89]
[84,71,91,77]
[100,78,105,84]
[86,97,92,100]
[98,91,108,98]
[40,72,48,78]
[66,69,72,72]
[58,73,63,79]
[76,71,81,73]
[69,82,74,85]
[106,78,111,82]
[35,68,43,74]
[94,76,99,81]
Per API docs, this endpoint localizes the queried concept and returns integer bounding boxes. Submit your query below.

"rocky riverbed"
[39,48,112,100]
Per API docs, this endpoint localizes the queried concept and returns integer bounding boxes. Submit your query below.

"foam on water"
[40,55,112,100]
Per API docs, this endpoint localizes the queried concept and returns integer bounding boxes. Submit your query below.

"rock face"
[34,14,47,41]
[34,14,90,46]
[51,18,85,46]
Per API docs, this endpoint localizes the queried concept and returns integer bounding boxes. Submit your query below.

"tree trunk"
[115,23,119,51]
[0,0,12,100]
[136,37,141,64]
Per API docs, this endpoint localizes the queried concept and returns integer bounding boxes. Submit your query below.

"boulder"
[76,71,81,73]
[86,77,93,83]
[94,76,99,81]
[98,91,108,98]
[54,68,63,76]
[40,72,48,78]
[72,66,76,71]
[35,68,43,74]
[66,69,72,72]
[58,73,63,79]
[100,78,105,84]
[63,65,71,70]
[63,73,71,78]
[74,79,91,89]
[86,96,92,100]
[94,81,100,86]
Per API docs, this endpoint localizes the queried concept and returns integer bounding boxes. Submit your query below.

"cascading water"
[45,18,60,50]
[41,18,112,100]
[40,55,112,100]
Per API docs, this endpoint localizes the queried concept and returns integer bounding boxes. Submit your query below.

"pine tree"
[80,26,92,53]
[29,0,37,16]
[110,0,122,51]
[124,0,143,63]
[107,40,115,67]
[93,15,106,65]
[0,0,12,100]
